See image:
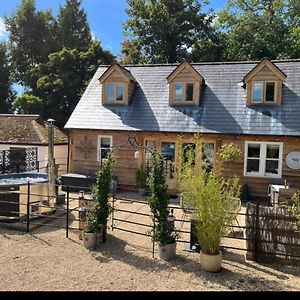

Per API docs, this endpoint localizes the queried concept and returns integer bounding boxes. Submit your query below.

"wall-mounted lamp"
[134,150,141,159]
[79,190,85,199]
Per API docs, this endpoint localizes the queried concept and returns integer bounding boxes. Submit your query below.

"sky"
[0,0,228,58]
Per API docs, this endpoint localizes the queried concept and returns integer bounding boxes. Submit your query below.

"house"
[64,59,300,201]
[0,114,68,176]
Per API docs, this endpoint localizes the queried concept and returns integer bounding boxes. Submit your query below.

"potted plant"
[178,140,241,272]
[148,153,178,261]
[135,165,147,196]
[83,153,115,249]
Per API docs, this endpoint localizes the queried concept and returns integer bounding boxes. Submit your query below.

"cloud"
[0,18,8,41]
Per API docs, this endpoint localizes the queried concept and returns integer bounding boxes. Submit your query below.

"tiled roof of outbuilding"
[0,114,68,145]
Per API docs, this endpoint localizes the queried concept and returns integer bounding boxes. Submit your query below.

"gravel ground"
[0,197,299,291]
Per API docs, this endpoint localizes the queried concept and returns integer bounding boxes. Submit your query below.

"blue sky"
[0,0,228,58]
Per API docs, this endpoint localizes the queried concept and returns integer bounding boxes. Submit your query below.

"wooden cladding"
[69,129,300,201]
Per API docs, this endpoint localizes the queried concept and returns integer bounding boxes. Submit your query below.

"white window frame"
[97,135,113,163]
[244,141,283,178]
[252,81,277,104]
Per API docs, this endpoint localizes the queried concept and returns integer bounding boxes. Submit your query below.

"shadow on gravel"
[90,234,291,291]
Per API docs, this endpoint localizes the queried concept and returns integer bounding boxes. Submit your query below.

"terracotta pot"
[158,242,176,261]
[200,250,222,272]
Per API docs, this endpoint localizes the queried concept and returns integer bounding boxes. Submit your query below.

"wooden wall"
[69,129,300,200]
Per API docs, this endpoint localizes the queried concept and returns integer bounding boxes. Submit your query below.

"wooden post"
[254,200,260,262]
[26,182,30,233]
[66,185,69,238]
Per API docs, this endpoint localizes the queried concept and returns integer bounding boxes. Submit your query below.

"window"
[107,84,114,101]
[173,82,194,102]
[186,83,194,101]
[105,83,124,102]
[116,84,124,101]
[253,82,263,103]
[251,81,276,104]
[97,136,112,163]
[175,83,183,101]
[244,142,282,178]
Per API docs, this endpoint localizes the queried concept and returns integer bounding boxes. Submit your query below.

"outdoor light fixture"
[78,190,85,199]
[134,150,141,159]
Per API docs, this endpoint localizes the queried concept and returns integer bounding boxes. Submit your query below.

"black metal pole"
[67,132,70,174]
[66,185,69,238]
[27,182,30,233]
[111,195,115,231]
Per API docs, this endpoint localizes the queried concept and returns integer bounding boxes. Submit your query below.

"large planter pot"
[158,242,176,261]
[200,250,222,273]
[83,232,96,249]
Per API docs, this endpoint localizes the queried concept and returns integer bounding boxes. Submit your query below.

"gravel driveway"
[0,199,299,291]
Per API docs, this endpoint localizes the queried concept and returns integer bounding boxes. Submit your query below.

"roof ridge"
[95,58,300,68]
[31,120,47,144]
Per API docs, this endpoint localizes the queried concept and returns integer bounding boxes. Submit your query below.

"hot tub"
[0,173,50,219]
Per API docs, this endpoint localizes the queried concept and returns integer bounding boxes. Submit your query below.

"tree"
[26,41,115,126]
[5,0,57,87]
[123,0,212,63]
[217,0,300,60]
[55,0,92,52]
[0,43,15,113]
[12,93,43,114]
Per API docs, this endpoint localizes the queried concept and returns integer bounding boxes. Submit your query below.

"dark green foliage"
[123,0,212,63]
[135,165,147,188]
[55,0,92,52]
[84,153,115,234]
[6,0,115,126]
[148,153,177,246]
[12,93,43,114]
[5,0,57,87]
[240,184,250,203]
[0,43,15,113]
[217,0,300,60]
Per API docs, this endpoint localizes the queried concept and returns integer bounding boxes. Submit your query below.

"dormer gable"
[243,58,287,106]
[167,60,204,106]
[99,62,137,105]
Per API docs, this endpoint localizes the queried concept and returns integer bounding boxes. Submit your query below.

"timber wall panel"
[69,129,300,200]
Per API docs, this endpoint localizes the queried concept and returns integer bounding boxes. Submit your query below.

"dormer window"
[167,60,204,106]
[175,83,194,102]
[99,62,137,105]
[244,58,286,106]
[252,81,276,103]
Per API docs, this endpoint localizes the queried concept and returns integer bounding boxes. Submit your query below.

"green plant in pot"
[83,153,115,249]
[148,153,178,261]
[178,139,241,272]
[135,165,147,196]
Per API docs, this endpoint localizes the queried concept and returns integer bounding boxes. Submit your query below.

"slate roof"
[0,114,68,145]
[65,60,300,136]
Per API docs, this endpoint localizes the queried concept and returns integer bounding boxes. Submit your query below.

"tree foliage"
[6,0,115,126]
[55,0,92,51]
[5,0,57,87]
[122,0,212,63]
[0,43,15,113]
[85,153,115,235]
[148,153,178,246]
[217,0,300,60]
[177,136,241,255]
